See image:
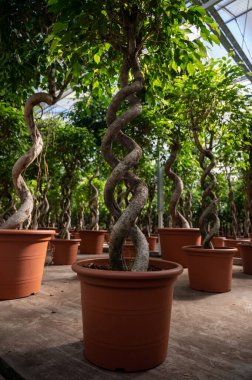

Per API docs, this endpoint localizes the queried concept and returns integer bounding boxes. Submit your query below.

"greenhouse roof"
[41,0,252,115]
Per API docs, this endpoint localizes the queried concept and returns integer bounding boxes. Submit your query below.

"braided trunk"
[165,141,190,228]
[226,172,238,239]
[88,170,99,231]
[58,176,72,239]
[185,191,193,227]
[101,53,149,271]
[193,131,220,248]
[0,93,57,229]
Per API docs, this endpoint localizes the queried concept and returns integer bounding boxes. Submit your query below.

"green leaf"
[94,53,100,64]
[187,62,195,76]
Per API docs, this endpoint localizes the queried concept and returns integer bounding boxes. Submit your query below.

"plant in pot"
[0,0,82,299]
[158,124,201,267]
[179,59,249,292]
[41,119,96,265]
[49,0,217,371]
[238,123,252,275]
[78,169,107,255]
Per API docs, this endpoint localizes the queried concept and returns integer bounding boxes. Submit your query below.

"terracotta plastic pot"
[70,230,80,240]
[223,238,250,258]
[51,238,81,265]
[238,242,252,275]
[79,230,106,255]
[72,257,183,372]
[0,229,55,300]
[212,236,225,247]
[122,242,136,258]
[182,245,237,293]
[158,228,201,268]
[146,235,158,251]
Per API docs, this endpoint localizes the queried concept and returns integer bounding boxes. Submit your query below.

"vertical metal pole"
[157,158,164,228]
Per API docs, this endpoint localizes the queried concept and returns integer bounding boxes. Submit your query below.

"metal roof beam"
[191,0,252,82]
[201,0,223,9]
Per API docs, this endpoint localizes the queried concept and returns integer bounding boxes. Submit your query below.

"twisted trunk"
[193,131,220,248]
[101,53,149,271]
[185,191,192,227]
[38,180,51,227]
[165,141,190,228]
[88,170,99,230]
[146,182,156,236]
[58,175,72,239]
[226,171,238,239]
[0,71,70,229]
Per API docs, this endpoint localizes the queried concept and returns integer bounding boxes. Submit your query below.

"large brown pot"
[238,242,252,275]
[158,228,201,268]
[182,245,236,293]
[72,257,183,372]
[0,229,55,300]
[79,230,106,255]
[51,238,80,265]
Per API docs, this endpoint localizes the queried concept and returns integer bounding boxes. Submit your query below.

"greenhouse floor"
[0,252,252,380]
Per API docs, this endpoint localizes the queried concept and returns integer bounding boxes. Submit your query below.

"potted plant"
[180,59,249,292]
[158,129,201,267]
[78,169,107,255]
[49,0,217,371]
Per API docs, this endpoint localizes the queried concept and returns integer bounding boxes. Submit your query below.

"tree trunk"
[184,191,192,227]
[226,171,238,239]
[87,170,99,230]
[164,140,190,228]
[101,52,149,271]
[192,131,220,248]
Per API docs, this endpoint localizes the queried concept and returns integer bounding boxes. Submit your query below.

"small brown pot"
[158,228,201,268]
[0,229,55,300]
[122,242,136,258]
[51,238,81,265]
[212,236,225,247]
[72,257,183,371]
[79,230,106,255]
[237,242,252,275]
[146,235,158,251]
[182,245,237,293]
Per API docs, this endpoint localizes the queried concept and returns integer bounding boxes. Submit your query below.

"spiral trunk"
[101,53,149,271]
[165,141,190,228]
[193,132,220,248]
[58,181,72,240]
[226,174,238,239]
[88,171,99,231]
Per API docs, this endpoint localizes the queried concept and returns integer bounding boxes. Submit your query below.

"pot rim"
[52,238,81,243]
[72,257,183,280]
[182,245,237,254]
[0,229,56,235]
[158,227,200,232]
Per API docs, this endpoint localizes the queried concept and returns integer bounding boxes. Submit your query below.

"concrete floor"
[0,253,252,380]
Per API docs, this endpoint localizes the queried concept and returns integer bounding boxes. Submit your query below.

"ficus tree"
[0,1,74,230]
[172,58,251,247]
[48,0,217,270]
